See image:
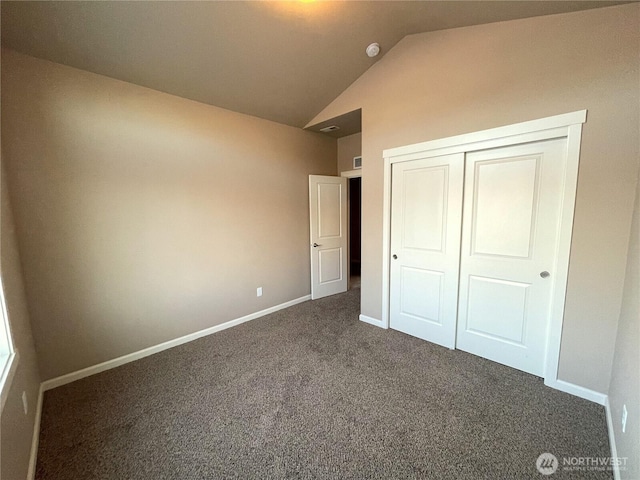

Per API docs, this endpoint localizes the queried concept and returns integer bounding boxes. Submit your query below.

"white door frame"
[380,110,586,392]
[341,169,363,179]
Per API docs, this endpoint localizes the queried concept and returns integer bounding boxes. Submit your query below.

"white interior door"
[309,175,348,300]
[456,139,567,376]
[389,154,464,348]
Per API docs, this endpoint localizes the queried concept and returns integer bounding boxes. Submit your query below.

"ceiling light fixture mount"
[366,43,380,58]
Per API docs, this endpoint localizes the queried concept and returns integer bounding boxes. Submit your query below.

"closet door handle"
[392,254,398,260]
[313,243,321,248]
[540,271,550,278]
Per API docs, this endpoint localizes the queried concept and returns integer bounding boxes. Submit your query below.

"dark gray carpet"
[36,288,612,479]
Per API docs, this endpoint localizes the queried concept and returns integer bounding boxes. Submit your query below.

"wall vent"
[353,156,362,169]
[319,125,340,133]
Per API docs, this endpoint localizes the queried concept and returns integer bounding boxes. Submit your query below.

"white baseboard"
[359,314,386,328]
[27,384,44,480]
[544,378,607,405]
[605,396,622,480]
[41,295,311,392]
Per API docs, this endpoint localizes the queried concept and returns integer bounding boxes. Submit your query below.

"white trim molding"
[41,295,311,392]
[382,110,586,159]
[340,169,362,179]
[381,111,588,397]
[359,314,386,328]
[542,122,584,385]
[605,396,622,480]
[544,378,607,405]
[27,384,44,480]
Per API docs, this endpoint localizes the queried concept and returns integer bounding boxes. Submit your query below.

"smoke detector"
[319,125,340,133]
[366,43,380,58]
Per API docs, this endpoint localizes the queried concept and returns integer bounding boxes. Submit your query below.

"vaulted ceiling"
[1,1,629,129]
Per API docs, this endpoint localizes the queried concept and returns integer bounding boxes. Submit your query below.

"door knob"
[313,243,321,248]
[393,254,398,260]
[540,271,550,278]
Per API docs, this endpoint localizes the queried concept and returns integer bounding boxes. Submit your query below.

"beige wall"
[1,49,336,380]
[308,4,640,393]
[337,133,361,174]
[1,164,41,479]
[608,171,639,480]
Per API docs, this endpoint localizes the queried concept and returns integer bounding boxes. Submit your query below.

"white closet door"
[389,153,464,348]
[456,139,567,376]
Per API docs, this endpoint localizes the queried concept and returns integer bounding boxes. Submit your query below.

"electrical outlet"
[622,404,628,433]
[257,287,263,297]
[22,391,28,415]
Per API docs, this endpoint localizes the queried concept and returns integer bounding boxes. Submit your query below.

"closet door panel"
[389,153,464,348]
[456,139,567,376]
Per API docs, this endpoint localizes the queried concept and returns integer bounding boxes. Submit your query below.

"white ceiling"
[1,1,630,129]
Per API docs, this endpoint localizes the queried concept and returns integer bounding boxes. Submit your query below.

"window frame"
[0,276,18,412]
